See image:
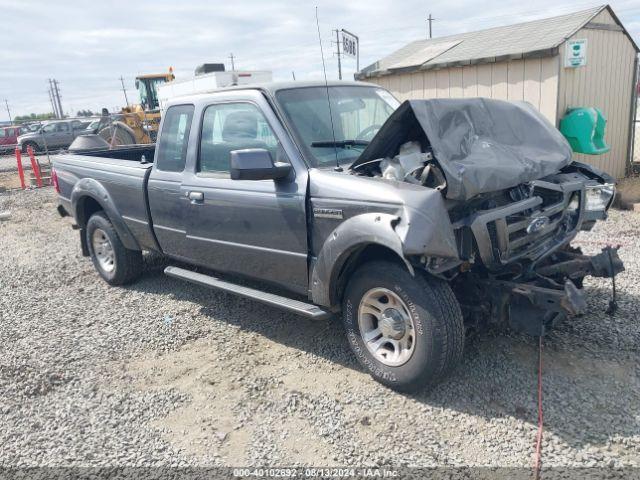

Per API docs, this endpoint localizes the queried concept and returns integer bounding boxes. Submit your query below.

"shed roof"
[358,5,638,78]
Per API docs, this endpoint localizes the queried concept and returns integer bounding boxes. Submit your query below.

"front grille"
[467,182,583,268]
[532,186,563,207]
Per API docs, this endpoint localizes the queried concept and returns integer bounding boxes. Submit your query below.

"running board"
[164,266,332,320]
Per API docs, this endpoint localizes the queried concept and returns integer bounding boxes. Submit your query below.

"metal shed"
[358,5,639,178]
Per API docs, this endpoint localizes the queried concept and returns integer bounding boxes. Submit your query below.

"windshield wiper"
[311,139,369,148]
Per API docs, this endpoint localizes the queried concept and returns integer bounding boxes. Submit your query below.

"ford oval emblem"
[526,216,550,234]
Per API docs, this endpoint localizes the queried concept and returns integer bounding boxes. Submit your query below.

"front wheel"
[86,211,142,285]
[342,261,464,392]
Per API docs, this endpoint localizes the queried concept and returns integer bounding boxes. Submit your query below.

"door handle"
[188,191,204,204]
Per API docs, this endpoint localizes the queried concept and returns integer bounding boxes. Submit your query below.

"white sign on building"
[565,39,587,67]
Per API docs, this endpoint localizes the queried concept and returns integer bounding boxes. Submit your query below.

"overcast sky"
[1,0,638,120]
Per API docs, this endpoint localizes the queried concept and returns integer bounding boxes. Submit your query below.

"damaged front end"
[349,98,624,335]
[455,246,624,335]
[446,162,623,335]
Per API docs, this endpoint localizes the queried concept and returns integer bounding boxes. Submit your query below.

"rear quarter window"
[156,104,195,172]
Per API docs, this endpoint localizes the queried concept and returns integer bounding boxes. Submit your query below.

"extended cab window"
[156,104,194,172]
[199,103,278,173]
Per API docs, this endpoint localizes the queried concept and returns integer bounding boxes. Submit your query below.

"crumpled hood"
[351,98,573,201]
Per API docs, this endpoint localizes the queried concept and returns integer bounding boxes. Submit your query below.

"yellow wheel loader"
[99,69,175,146]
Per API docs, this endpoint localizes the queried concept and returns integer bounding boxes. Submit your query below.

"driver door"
[182,100,309,294]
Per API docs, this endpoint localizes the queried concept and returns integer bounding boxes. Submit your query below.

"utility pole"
[334,29,342,80]
[291,71,296,80]
[427,13,435,39]
[48,80,59,118]
[119,76,130,107]
[4,99,11,124]
[50,79,63,118]
[54,79,64,118]
[48,87,57,118]
[229,53,235,71]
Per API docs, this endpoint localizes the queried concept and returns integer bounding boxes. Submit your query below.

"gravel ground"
[0,187,639,472]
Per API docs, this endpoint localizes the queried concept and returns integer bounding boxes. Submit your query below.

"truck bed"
[69,144,155,162]
[53,145,157,251]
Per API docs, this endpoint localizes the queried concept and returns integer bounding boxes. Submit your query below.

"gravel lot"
[0,187,639,472]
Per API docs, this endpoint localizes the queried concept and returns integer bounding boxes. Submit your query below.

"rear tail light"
[51,167,60,193]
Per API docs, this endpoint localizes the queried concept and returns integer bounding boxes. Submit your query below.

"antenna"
[315,6,341,172]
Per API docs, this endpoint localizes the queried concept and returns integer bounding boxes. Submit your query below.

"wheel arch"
[71,178,141,251]
[310,213,414,309]
[332,243,412,308]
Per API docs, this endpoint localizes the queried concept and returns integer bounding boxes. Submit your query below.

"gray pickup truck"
[18,119,91,153]
[52,81,623,392]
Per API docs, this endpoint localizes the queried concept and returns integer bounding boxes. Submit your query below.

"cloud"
[1,0,638,119]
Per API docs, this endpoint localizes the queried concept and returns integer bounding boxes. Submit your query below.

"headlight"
[585,183,615,211]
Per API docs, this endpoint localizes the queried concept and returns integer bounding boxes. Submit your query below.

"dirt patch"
[123,335,346,465]
[0,172,21,191]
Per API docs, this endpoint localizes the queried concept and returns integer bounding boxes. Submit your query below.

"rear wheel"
[342,261,464,392]
[86,211,142,285]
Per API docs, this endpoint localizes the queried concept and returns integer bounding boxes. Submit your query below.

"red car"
[0,126,24,153]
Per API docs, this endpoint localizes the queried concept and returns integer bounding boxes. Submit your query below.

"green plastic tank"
[559,107,610,155]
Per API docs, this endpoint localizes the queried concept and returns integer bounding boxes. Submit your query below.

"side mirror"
[230,148,291,181]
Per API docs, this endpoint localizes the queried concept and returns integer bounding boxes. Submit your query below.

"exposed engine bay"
[358,140,448,191]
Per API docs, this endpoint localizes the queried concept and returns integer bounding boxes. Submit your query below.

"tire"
[342,261,464,393]
[22,141,39,153]
[98,125,135,146]
[86,211,142,285]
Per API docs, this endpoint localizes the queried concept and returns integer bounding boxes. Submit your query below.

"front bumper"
[479,246,624,335]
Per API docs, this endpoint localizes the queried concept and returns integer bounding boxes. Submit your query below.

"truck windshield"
[276,86,399,168]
